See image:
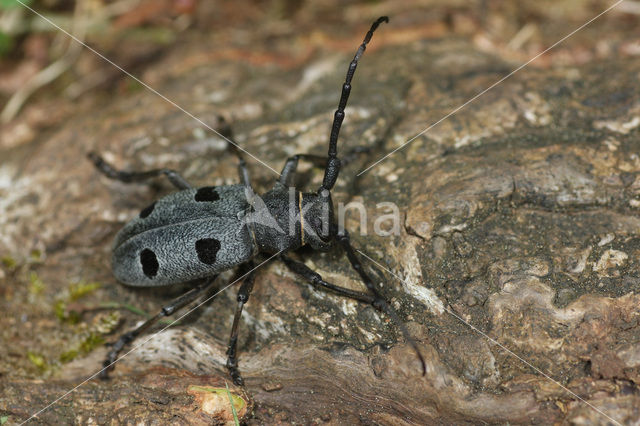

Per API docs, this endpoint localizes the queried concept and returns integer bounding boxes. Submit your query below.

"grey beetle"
[89,16,424,386]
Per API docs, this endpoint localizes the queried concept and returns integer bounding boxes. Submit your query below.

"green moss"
[29,249,42,262]
[0,0,33,9]
[0,31,11,57]
[59,349,79,363]
[53,300,81,324]
[27,351,48,372]
[69,281,101,301]
[53,300,67,321]
[54,281,102,323]
[79,332,104,353]
[58,311,119,363]
[59,332,105,363]
[1,256,16,270]
[28,271,44,295]
[125,79,144,93]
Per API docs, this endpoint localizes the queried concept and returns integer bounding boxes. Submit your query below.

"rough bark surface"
[1,2,640,424]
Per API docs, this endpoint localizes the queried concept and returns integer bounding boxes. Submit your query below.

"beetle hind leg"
[100,276,218,379]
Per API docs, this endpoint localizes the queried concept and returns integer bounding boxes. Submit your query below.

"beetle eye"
[310,215,330,239]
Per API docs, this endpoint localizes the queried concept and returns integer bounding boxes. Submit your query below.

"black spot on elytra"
[139,202,156,218]
[140,249,159,278]
[195,238,220,265]
[195,186,220,202]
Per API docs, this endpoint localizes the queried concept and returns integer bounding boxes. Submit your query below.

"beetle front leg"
[100,276,219,379]
[278,154,327,187]
[225,262,257,386]
[279,146,375,187]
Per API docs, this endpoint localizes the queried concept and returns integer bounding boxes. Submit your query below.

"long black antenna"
[321,16,389,193]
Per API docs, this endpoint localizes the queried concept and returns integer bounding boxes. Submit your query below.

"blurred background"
[1,0,639,139]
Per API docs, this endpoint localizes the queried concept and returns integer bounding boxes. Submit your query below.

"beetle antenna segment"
[321,16,389,193]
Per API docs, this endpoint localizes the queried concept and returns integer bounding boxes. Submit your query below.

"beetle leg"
[278,154,326,187]
[279,147,372,187]
[215,116,253,188]
[224,136,252,188]
[281,254,375,303]
[237,157,251,188]
[282,242,426,375]
[225,262,257,386]
[100,276,219,379]
[88,152,192,190]
[335,230,426,375]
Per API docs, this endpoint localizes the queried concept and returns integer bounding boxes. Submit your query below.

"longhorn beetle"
[89,16,425,386]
